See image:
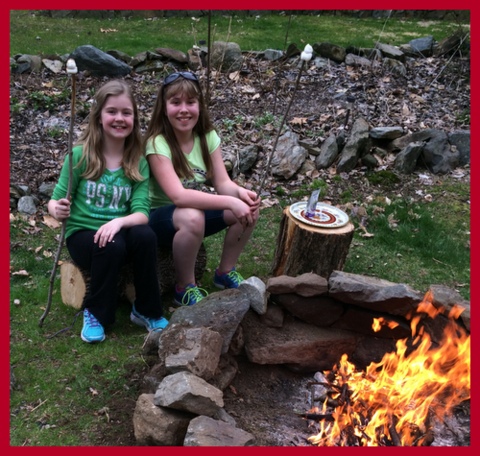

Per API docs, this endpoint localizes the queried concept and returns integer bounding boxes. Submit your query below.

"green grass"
[10,10,470,57]
[344,196,470,295]
[9,215,147,446]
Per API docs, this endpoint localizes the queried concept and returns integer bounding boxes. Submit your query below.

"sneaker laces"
[182,285,207,306]
[84,310,102,327]
[225,269,244,286]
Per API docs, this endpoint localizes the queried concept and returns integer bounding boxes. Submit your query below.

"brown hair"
[143,77,215,180]
[76,79,144,181]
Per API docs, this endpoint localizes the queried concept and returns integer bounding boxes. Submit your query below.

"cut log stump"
[60,261,87,310]
[60,243,207,309]
[271,206,354,279]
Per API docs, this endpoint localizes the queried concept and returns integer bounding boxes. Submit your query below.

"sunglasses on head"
[163,71,199,86]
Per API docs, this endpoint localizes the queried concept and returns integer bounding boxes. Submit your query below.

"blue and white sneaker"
[81,309,105,343]
[130,304,168,332]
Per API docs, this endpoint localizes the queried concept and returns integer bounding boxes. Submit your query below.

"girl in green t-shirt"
[48,80,167,343]
[144,72,261,306]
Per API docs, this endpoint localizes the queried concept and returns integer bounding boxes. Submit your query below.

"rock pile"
[132,271,470,446]
[10,31,470,215]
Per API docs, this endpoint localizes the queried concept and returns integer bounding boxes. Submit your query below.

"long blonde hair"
[76,79,144,181]
[143,77,215,180]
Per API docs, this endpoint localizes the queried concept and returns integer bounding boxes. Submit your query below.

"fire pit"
[136,274,470,446]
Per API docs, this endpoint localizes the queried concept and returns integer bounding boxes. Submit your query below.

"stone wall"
[132,271,470,445]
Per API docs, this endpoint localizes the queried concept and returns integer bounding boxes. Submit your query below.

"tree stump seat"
[60,243,207,309]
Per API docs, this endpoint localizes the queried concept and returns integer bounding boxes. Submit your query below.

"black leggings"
[66,225,162,326]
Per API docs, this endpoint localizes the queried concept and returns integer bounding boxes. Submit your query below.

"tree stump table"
[60,243,207,309]
[271,205,354,279]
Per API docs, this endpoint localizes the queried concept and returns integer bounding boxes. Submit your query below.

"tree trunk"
[271,206,354,279]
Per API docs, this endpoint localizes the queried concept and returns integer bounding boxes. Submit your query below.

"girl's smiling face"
[166,91,200,135]
[100,93,134,141]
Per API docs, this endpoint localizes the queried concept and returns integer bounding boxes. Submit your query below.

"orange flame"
[373,317,399,332]
[308,293,470,446]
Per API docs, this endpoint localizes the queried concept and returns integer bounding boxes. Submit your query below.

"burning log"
[295,411,335,422]
[388,415,404,446]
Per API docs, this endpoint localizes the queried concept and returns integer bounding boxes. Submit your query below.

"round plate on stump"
[289,202,349,228]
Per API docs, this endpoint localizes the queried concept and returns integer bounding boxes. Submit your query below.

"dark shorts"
[148,204,228,247]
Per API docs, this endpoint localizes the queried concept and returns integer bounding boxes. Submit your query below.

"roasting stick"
[238,44,313,241]
[40,59,78,327]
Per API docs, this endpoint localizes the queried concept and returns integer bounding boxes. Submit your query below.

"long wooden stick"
[257,44,312,197]
[237,45,312,242]
[39,59,77,327]
[256,59,306,198]
[206,10,211,105]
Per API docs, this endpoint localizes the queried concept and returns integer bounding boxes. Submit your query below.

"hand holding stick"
[39,59,78,327]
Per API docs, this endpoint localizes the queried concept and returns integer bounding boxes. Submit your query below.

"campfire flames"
[307,291,470,446]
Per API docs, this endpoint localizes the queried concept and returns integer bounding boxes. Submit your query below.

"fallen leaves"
[359,228,375,238]
[43,214,61,229]
[387,213,399,230]
[11,269,29,277]
[290,117,308,126]
[97,407,110,422]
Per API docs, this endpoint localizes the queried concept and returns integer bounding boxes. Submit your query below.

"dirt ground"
[221,357,315,446]
[91,354,470,447]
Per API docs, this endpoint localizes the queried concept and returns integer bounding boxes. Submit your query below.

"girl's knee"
[131,224,155,237]
[175,208,205,234]
[98,238,127,260]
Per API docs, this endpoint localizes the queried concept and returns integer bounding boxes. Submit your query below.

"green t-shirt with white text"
[51,145,150,238]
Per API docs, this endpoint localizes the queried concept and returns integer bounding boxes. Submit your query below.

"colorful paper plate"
[289,202,350,228]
